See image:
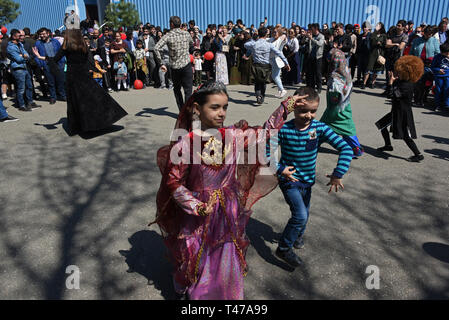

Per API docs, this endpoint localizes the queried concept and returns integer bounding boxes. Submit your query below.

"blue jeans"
[43,65,66,100]
[434,76,449,108]
[94,78,103,87]
[278,181,312,250]
[271,61,284,92]
[0,98,8,119]
[12,68,33,108]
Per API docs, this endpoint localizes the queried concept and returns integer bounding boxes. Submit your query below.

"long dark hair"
[62,29,88,53]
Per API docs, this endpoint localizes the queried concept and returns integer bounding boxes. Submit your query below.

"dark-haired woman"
[34,29,127,136]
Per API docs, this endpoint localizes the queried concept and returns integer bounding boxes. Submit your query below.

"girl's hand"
[281,166,299,182]
[291,94,309,108]
[326,175,344,193]
[204,194,217,215]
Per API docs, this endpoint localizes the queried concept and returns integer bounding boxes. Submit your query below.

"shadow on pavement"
[422,242,449,264]
[120,230,176,300]
[135,107,178,119]
[246,218,295,273]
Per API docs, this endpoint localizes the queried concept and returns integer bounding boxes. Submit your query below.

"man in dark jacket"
[333,23,353,59]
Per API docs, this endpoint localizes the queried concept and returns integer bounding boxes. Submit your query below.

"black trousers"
[252,63,271,98]
[306,57,322,92]
[381,128,420,156]
[171,63,193,110]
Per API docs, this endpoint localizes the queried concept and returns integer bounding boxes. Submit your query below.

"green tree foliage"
[104,0,140,30]
[0,0,21,25]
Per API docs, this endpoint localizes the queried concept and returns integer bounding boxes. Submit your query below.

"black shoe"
[360,84,366,89]
[377,145,393,152]
[59,97,67,102]
[27,102,42,109]
[406,154,424,162]
[256,96,263,105]
[414,102,424,108]
[275,247,303,267]
[50,99,56,105]
[369,83,374,89]
[18,106,32,112]
[0,115,19,123]
[293,237,305,249]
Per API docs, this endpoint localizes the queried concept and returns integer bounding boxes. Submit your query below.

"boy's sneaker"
[256,96,263,105]
[18,105,32,112]
[293,237,305,249]
[275,247,303,267]
[0,115,19,123]
[1,94,7,100]
[108,88,113,92]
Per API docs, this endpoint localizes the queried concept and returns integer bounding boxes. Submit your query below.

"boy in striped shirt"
[268,87,354,268]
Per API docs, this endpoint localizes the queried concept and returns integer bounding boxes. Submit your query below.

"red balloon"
[190,54,194,63]
[134,80,144,90]
[121,33,126,40]
[1,26,7,35]
[204,51,214,61]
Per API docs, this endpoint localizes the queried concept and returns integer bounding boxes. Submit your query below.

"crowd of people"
[1,15,449,123]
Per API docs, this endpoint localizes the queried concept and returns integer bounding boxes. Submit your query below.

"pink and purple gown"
[152,99,293,300]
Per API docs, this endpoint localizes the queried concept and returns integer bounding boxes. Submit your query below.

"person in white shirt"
[269,27,288,98]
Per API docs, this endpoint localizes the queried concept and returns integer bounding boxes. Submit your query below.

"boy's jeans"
[12,68,33,108]
[278,181,312,250]
[0,98,8,119]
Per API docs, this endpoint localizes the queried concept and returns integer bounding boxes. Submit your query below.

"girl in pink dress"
[150,81,307,299]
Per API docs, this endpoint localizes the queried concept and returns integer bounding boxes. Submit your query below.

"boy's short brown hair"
[294,86,320,103]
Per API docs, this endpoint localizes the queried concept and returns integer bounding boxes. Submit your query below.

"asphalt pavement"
[0,80,448,300]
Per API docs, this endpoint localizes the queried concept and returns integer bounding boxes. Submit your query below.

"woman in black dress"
[33,29,127,136]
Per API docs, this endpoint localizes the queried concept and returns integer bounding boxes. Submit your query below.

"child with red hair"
[376,55,425,162]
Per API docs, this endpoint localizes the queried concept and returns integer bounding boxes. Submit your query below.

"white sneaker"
[1,94,7,100]
[279,90,287,99]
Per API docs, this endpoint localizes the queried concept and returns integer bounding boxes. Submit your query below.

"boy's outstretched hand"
[326,174,344,193]
[281,166,299,182]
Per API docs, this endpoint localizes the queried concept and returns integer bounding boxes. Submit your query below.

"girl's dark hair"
[193,81,228,107]
[376,22,386,34]
[62,29,88,53]
[136,39,143,45]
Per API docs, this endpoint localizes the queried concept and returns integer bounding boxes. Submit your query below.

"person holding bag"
[364,22,387,89]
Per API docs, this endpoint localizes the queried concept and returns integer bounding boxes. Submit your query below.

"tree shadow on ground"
[0,125,161,299]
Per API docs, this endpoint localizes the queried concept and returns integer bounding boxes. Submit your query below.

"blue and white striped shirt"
[267,119,353,187]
